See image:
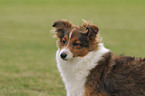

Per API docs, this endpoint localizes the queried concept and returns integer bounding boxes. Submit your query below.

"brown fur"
[53,20,145,96]
[85,52,145,96]
[53,20,100,57]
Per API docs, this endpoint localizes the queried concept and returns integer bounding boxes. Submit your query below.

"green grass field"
[0,0,145,96]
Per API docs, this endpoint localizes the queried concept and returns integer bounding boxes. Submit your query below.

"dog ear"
[52,20,73,38]
[82,23,99,40]
[52,20,72,28]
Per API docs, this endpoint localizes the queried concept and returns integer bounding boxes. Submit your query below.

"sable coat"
[85,52,145,96]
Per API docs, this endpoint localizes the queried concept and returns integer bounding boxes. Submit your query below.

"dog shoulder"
[85,52,145,96]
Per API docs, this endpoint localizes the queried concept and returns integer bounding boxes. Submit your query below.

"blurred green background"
[0,0,145,96]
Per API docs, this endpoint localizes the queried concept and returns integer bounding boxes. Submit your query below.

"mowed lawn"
[0,0,145,96]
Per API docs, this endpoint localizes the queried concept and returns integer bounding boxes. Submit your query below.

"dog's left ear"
[52,20,73,38]
[52,20,72,28]
[82,23,99,40]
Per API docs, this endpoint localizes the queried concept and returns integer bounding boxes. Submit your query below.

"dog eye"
[73,43,80,46]
[62,40,66,44]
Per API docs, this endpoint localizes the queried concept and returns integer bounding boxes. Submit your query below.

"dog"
[52,20,145,96]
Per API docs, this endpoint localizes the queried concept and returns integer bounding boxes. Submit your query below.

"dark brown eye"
[62,40,66,44]
[73,43,80,46]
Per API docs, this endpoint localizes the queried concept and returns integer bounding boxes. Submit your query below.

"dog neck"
[56,43,110,96]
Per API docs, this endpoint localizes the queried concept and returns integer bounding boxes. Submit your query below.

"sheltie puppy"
[52,20,145,96]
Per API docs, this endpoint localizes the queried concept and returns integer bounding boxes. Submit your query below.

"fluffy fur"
[85,52,145,96]
[52,20,145,96]
[56,43,110,96]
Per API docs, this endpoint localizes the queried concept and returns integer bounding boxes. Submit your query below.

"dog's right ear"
[52,20,73,38]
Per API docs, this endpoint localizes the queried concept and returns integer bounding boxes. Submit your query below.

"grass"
[0,0,145,96]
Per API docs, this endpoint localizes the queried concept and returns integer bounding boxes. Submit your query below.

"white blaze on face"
[59,29,75,60]
[69,29,74,39]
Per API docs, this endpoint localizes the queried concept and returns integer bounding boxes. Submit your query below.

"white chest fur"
[56,43,110,96]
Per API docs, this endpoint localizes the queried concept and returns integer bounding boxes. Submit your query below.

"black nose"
[60,52,67,59]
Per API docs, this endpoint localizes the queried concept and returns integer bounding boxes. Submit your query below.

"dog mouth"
[61,58,68,61]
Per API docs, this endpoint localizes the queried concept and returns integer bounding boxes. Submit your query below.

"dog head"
[52,20,100,60]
